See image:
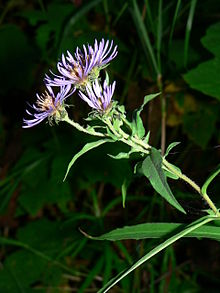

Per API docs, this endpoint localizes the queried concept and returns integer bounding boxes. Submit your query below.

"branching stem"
[64,111,219,217]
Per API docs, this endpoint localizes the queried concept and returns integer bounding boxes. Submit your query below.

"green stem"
[63,115,105,137]
[64,110,219,216]
[163,158,220,216]
[104,118,149,155]
[120,126,219,216]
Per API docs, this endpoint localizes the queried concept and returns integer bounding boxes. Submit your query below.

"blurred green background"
[0,0,220,292]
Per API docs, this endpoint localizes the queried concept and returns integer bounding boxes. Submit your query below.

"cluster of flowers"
[23,39,118,128]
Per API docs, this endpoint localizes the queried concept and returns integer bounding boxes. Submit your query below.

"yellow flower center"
[37,91,59,115]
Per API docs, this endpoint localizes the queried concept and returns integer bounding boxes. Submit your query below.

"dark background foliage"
[0,0,220,292]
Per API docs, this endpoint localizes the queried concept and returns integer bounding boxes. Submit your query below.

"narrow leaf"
[162,163,182,180]
[98,216,214,292]
[108,148,143,160]
[164,142,180,158]
[132,93,160,137]
[201,164,220,195]
[184,0,198,67]
[144,131,150,144]
[93,222,220,241]
[141,148,185,213]
[121,178,129,208]
[108,152,130,160]
[64,139,113,180]
[132,0,159,75]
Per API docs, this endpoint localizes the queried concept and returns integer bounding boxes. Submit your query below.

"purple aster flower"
[45,39,118,88]
[23,84,74,128]
[78,79,116,112]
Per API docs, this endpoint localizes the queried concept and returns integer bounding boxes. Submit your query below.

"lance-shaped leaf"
[131,93,160,138]
[164,142,180,158]
[141,147,185,213]
[201,164,220,195]
[91,222,220,241]
[108,147,145,160]
[121,178,130,208]
[97,216,214,292]
[162,163,182,180]
[64,139,114,180]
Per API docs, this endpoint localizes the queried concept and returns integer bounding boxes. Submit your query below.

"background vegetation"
[0,0,220,292]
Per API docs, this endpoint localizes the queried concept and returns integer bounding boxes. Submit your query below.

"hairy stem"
[63,115,105,137]
[104,118,149,154]
[123,125,219,216]
[163,158,220,216]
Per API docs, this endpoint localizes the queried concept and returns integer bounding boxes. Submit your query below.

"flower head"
[78,79,116,112]
[45,39,117,89]
[23,84,74,128]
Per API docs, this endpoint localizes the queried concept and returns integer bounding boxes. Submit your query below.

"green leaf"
[144,131,150,144]
[131,93,160,138]
[183,0,198,67]
[164,142,180,158]
[108,152,130,160]
[201,164,220,195]
[108,148,143,160]
[163,163,181,180]
[97,216,214,292]
[0,250,46,293]
[141,148,185,213]
[184,22,220,100]
[79,257,104,293]
[93,222,220,241]
[131,0,159,75]
[169,39,200,70]
[121,178,129,208]
[112,117,123,131]
[184,58,220,101]
[18,155,71,216]
[16,219,68,256]
[183,105,218,148]
[64,139,113,180]
[201,22,220,57]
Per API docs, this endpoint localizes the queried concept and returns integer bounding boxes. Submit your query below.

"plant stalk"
[63,115,105,137]
[162,158,220,216]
